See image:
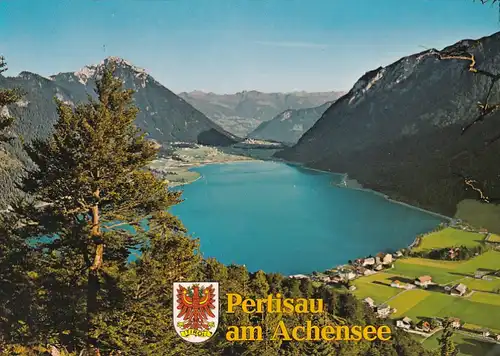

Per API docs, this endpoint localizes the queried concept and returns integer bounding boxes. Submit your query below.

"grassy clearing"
[489,234,500,243]
[423,330,499,356]
[469,291,500,306]
[391,251,500,285]
[413,228,484,252]
[438,298,500,330]
[389,289,431,318]
[391,259,460,284]
[458,276,500,293]
[402,293,453,321]
[456,251,500,275]
[401,292,500,330]
[455,199,500,234]
[462,323,500,334]
[352,273,402,304]
[396,258,459,270]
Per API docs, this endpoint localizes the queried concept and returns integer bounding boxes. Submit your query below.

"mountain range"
[277,32,500,216]
[178,90,344,137]
[1,57,236,149]
[0,57,238,206]
[248,101,334,144]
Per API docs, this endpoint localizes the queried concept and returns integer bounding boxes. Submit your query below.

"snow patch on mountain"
[15,99,29,107]
[280,111,293,121]
[73,56,149,86]
[74,66,98,85]
[348,68,385,106]
[0,106,10,117]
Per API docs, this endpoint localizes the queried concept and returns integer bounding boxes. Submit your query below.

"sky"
[0,0,499,93]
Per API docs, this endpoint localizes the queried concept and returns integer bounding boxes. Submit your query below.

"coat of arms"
[173,282,219,343]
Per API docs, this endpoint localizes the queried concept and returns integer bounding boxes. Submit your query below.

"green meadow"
[351,272,401,304]
[391,251,500,285]
[455,199,500,234]
[413,227,484,252]
[423,330,499,356]
[390,292,500,330]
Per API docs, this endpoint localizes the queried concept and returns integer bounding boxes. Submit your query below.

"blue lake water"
[171,161,444,275]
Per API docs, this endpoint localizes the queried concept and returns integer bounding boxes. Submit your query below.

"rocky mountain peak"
[277,31,500,215]
[65,56,148,85]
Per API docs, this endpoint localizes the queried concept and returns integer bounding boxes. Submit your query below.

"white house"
[363,297,375,308]
[396,317,412,329]
[339,271,357,281]
[289,274,310,280]
[363,257,376,267]
[317,275,332,283]
[475,270,489,279]
[415,275,433,288]
[382,253,393,265]
[376,304,392,318]
[448,318,461,328]
[391,280,403,288]
[450,283,467,297]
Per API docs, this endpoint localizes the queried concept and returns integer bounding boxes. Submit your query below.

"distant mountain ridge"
[0,57,236,147]
[276,32,500,216]
[248,101,334,144]
[51,57,238,145]
[0,56,237,206]
[178,90,344,137]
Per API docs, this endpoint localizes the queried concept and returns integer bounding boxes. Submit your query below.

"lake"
[171,161,444,275]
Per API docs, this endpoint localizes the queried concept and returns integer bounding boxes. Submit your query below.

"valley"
[149,145,255,187]
[2,18,500,356]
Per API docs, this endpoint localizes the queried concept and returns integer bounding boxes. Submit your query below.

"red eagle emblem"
[176,284,216,331]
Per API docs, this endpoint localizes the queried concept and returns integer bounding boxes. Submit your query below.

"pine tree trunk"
[87,188,104,355]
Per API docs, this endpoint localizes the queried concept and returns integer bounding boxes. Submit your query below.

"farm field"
[458,276,500,293]
[413,228,484,252]
[469,291,500,306]
[422,330,499,356]
[388,288,500,330]
[391,251,500,285]
[352,250,500,334]
[489,234,500,243]
[389,289,430,318]
[462,323,500,335]
[350,224,500,338]
[351,272,401,304]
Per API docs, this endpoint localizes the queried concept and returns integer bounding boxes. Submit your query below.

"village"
[290,220,500,354]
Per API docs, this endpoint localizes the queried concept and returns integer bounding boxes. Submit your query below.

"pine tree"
[0,56,23,142]
[16,65,184,354]
[95,219,204,355]
[438,321,459,356]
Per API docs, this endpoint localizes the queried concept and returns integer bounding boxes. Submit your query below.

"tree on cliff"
[14,65,185,354]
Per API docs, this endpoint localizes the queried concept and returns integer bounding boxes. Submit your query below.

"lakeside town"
[148,140,285,187]
[289,218,500,353]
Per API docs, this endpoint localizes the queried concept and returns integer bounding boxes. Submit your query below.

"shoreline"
[162,155,260,187]
[162,152,455,278]
[170,153,453,221]
[272,157,453,221]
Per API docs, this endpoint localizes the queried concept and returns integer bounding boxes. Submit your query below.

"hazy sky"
[0,0,499,93]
